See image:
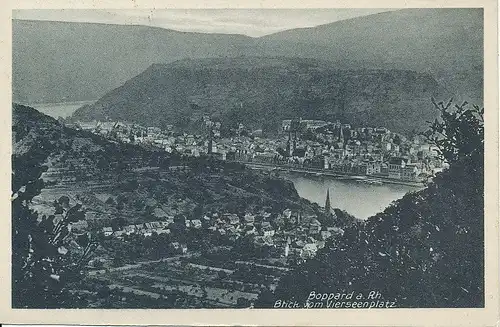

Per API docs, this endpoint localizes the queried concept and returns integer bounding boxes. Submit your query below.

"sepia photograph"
[2,0,499,325]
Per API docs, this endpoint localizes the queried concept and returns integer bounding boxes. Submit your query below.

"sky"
[12,9,395,37]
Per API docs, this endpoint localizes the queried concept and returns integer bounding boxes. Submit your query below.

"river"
[283,172,423,220]
[29,100,95,118]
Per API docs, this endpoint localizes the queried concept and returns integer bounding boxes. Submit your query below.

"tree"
[392,134,402,145]
[12,125,98,308]
[425,99,483,162]
[218,270,228,279]
[236,297,251,308]
[111,217,126,231]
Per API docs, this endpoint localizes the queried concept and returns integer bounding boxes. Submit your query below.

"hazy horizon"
[12,9,395,37]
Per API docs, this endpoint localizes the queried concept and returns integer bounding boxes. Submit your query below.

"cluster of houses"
[99,219,189,254]
[101,220,171,238]
[74,121,173,144]
[271,119,444,182]
[199,208,342,260]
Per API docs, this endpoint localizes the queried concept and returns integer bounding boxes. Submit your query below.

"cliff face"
[72,57,446,135]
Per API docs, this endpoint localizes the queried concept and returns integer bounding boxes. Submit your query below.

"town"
[69,116,446,185]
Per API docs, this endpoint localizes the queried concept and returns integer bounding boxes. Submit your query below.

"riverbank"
[240,161,425,188]
[26,100,96,118]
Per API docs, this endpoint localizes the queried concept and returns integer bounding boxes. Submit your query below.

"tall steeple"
[325,188,331,213]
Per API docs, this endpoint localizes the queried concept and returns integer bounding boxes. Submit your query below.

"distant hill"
[258,8,483,103]
[13,8,482,105]
[12,20,251,104]
[72,57,446,135]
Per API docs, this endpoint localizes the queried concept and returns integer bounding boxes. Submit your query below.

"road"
[87,252,198,276]
[236,161,363,179]
[186,262,235,274]
[235,260,291,272]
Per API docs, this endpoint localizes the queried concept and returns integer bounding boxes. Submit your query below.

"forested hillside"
[72,57,446,135]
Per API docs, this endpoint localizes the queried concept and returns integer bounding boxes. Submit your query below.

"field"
[87,252,288,308]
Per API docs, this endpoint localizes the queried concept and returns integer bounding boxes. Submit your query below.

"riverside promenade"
[236,161,425,188]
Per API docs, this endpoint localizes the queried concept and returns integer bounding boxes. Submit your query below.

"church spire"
[325,188,331,213]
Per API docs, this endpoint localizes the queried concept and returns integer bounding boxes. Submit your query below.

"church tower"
[325,188,331,213]
[286,138,291,156]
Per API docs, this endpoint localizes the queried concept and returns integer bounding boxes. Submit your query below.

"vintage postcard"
[1,0,498,326]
